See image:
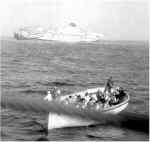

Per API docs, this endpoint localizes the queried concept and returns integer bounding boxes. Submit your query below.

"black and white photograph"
[0,0,149,141]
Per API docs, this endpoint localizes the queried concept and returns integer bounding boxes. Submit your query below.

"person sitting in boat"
[96,90,104,102]
[109,94,119,105]
[44,90,53,101]
[84,92,91,106]
[76,95,82,102]
[95,89,109,107]
[52,86,61,98]
[89,95,97,105]
[64,96,72,104]
[88,92,99,106]
[80,92,89,108]
[113,86,126,100]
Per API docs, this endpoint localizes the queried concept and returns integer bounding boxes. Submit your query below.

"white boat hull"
[48,102,128,130]
[48,113,97,130]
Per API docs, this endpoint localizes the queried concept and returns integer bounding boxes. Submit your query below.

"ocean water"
[1,38,149,141]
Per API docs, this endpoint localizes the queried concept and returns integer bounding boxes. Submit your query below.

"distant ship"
[14,22,104,42]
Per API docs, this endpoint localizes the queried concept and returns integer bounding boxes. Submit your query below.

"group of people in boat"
[44,77,126,109]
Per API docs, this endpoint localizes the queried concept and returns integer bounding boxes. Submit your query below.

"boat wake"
[1,95,149,133]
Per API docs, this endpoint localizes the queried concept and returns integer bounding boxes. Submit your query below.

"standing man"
[102,77,114,107]
[104,76,114,94]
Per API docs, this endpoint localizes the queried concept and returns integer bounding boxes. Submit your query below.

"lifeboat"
[45,87,129,130]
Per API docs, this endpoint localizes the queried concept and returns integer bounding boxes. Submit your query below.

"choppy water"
[1,38,149,141]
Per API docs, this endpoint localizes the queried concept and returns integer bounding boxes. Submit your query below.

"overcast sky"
[0,0,148,40]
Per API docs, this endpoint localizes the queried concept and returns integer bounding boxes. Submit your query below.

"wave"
[36,81,76,87]
[1,95,149,133]
[116,111,149,133]
[86,134,104,140]
[21,90,46,95]
[36,80,103,87]
[2,83,31,89]
[21,120,48,135]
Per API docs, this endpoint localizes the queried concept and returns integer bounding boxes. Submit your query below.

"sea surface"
[1,38,149,141]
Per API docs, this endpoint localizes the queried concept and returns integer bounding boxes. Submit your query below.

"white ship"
[14,23,104,42]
